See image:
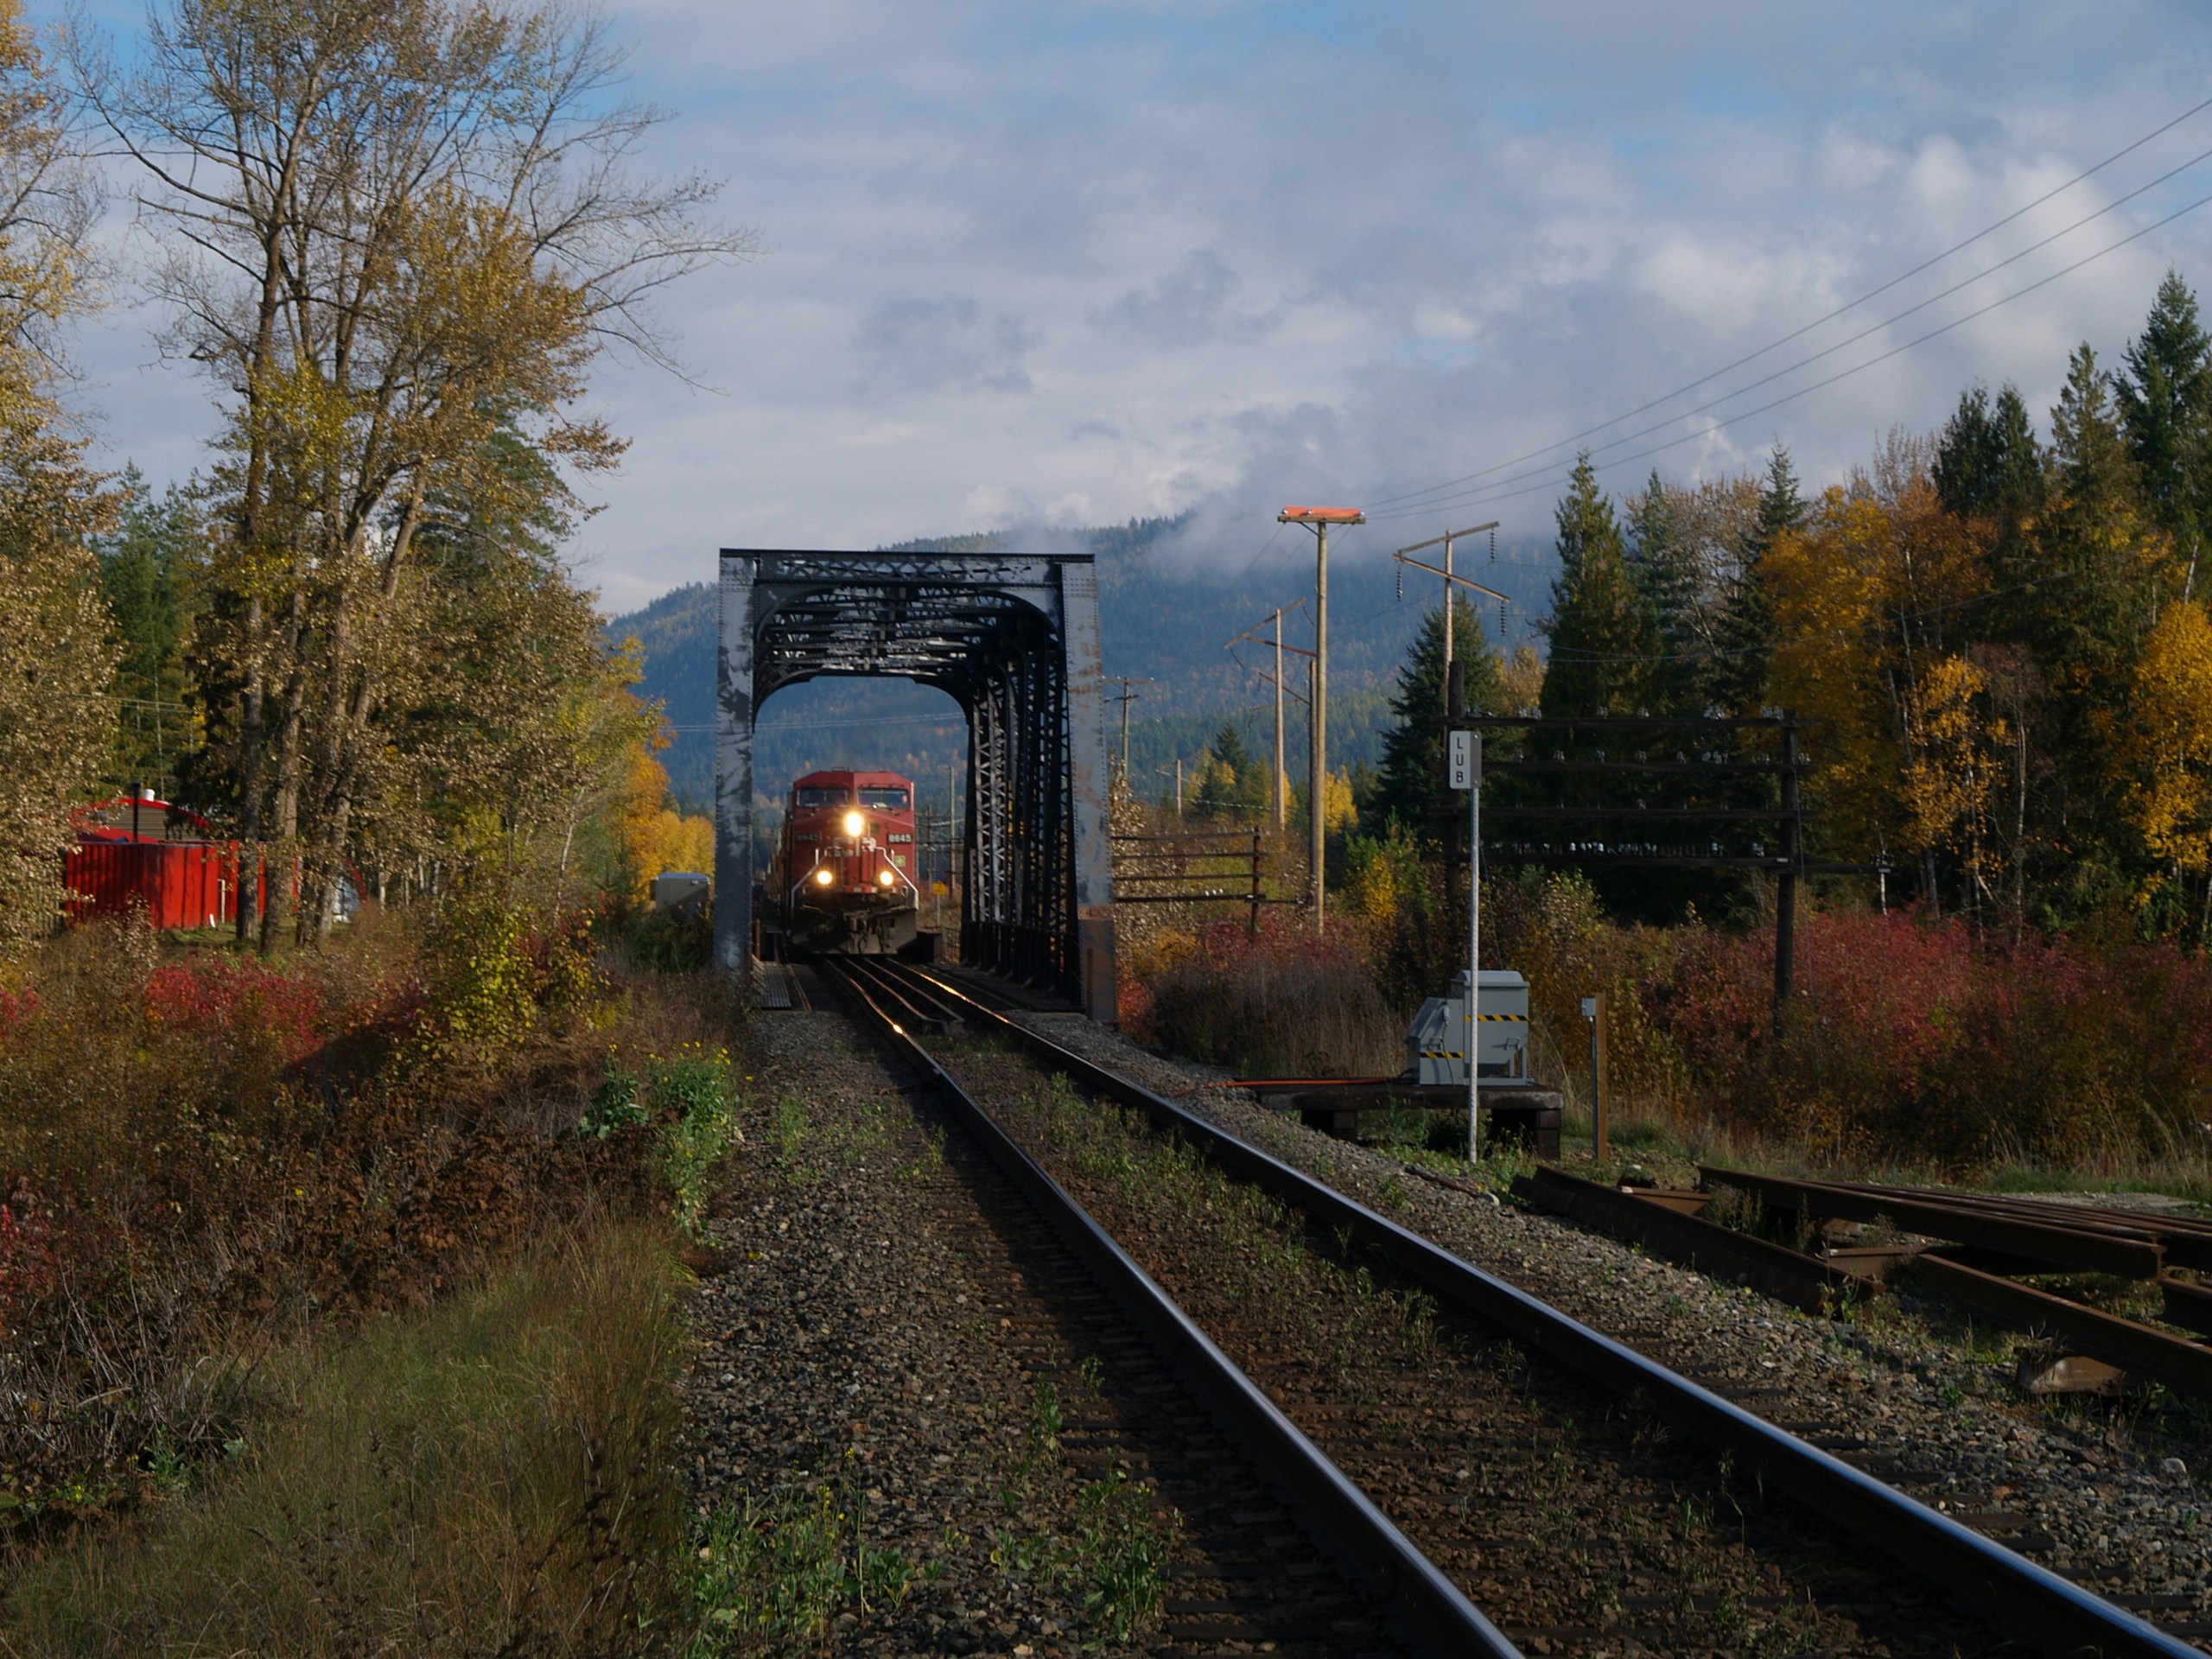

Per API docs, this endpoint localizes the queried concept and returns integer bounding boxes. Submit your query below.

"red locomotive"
[778,768,924,954]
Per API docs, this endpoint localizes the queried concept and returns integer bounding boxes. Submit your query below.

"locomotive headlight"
[842,810,865,837]
[877,869,895,887]
[814,867,835,887]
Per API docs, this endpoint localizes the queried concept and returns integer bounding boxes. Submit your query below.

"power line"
[1364,90,2212,516]
[1235,519,1288,582]
[1367,139,2212,521]
[1368,183,2212,524]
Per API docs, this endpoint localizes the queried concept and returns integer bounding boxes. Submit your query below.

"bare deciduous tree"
[74,0,750,942]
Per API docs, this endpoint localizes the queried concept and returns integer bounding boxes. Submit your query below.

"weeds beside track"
[817,956,1493,1657]
[869,956,2202,1659]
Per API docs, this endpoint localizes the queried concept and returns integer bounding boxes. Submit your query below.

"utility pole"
[1103,677,1155,778]
[1159,759,1184,819]
[1273,612,1285,827]
[1225,605,1314,831]
[1279,506,1364,931]
[1395,519,1504,696]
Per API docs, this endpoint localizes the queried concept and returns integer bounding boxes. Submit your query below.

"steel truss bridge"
[713,548,1116,1018]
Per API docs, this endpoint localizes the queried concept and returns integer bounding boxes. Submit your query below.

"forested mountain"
[610,520,1556,811]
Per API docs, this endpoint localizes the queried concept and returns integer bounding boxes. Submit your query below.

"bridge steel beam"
[712,548,1116,1019]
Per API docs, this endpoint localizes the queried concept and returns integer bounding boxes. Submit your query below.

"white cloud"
[1095,250,1255,346]
[856,296,1033,394]
[44,0,2212,603]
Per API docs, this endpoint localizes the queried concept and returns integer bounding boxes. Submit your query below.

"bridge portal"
[714,548,1116,1019]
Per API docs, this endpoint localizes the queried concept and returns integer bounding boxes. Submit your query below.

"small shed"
[64,792,245,931]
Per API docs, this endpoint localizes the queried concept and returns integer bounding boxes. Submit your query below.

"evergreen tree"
[2023,344,2163,686]
[1541,454,1656,717]
[2053,344,2141,526]
[1936,383,2044,522]
[1211,721,1252,779]
[96,467,203,791]
[2015,343,2169,903]
[2117,269,2212,549]
[1624,470,1703,715]
[1197,721,1267,815]
[1705,445,1800,713]
[1366,594,1502,839]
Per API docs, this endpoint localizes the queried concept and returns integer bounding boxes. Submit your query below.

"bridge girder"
[714,549,1115,1018]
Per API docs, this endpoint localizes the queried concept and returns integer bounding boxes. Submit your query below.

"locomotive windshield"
[794,786,849,808]
[858,787,910,810]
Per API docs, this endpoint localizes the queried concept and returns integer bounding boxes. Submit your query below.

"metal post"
[1442,531,1454,678]
[1313,518,1329,931]
[1594,991,1610,1161]
[1450,730,1481,1162]
[712,552,757,977]
[1467,734,1480,1163]
[1063,563,1117,1019]
[1249,827,1262,940]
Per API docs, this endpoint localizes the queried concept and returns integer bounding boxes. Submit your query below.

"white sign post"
[1449,731,1480,1161]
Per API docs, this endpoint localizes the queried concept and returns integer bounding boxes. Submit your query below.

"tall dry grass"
[2,1219,688,1656]
[0,903,733,1531]
[1136,913,1403,1079]
[1131,851,2212,1186]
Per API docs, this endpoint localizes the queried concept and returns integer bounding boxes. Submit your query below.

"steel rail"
[814,957,1518,1659]
[897,961,2200,1659]
[1700,1165,2167,1278]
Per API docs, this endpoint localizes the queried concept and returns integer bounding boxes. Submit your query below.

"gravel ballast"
[1015,1009,2212,1649]
[683,1001,1401,1657]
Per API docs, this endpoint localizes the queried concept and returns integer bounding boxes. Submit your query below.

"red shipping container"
[63,840,243,931]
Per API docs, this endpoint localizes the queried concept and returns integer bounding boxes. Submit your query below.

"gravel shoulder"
[1017,1012,2212,1645]
[683,1009,1090,1657]
[681,1005,1402,1658]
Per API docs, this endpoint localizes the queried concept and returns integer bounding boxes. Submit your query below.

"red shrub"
[0,1179,60,1335]
[1632,906,2212,1166]
[0,986,35,1043]
[145,959,327,1066]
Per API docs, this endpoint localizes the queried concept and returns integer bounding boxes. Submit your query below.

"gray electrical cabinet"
[1406,969,1530,1086]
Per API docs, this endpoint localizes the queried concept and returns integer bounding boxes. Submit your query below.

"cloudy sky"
[49,0,2212,611]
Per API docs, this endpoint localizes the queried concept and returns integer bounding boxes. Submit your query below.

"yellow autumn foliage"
[1294,766,1357,835]
[1764,438,1991,863]
[1902,655,2008,880]
[613,742,714,901]
[2128,601,2212,880]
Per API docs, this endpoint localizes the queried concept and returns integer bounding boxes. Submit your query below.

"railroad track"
[815,951,2202,1659]
[804,960,1459,1659]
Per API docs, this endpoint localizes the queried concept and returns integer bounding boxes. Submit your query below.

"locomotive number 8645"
[779,768,923,954]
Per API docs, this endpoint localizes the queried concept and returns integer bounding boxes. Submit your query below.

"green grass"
[3,1222,690,1657]
[1073,1454,1178,1643]
[683,1470,914,1656]
[649,1047,744,1236]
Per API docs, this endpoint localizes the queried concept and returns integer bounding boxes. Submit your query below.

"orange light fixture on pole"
[1276,505,1364,931]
